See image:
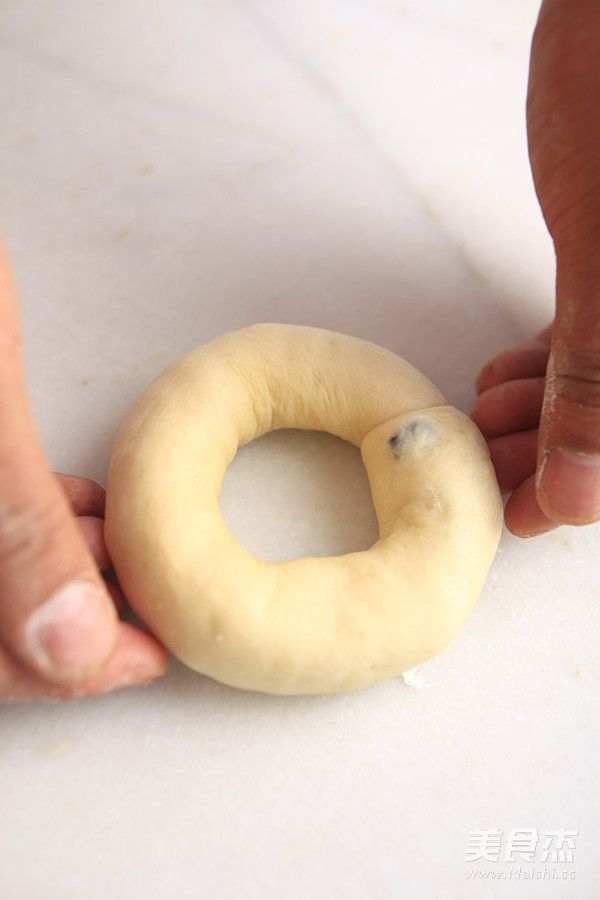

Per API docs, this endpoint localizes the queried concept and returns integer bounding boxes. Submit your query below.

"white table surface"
[1,2,598,898]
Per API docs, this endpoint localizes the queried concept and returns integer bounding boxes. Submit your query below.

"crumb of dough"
[402,666,425,689]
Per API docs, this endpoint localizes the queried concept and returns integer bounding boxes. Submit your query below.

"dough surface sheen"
[105,324,503,694]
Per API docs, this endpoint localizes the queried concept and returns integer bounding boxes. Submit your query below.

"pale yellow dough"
[105,324,503,694]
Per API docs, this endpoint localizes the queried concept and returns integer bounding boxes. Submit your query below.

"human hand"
[1,238,168,699]
[472,0,600,537]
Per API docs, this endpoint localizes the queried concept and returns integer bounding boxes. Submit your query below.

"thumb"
[527,1,600,525]
[536,277,600,525]
[0,240,118,682]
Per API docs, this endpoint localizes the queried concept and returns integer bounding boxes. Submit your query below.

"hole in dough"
[218,429,379,562]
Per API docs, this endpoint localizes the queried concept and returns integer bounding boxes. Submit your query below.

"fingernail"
[26,581,118,679]
[539,447,600,523]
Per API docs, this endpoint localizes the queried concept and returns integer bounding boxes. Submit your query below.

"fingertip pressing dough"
[105,324,503,694]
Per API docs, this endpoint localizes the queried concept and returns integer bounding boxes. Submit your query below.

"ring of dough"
[105,324,503,694]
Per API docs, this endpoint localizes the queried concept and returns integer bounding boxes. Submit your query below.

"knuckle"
[549,348,600,412]
[0,496,73,572]
[550,373,600,413]
[545,373,600,450]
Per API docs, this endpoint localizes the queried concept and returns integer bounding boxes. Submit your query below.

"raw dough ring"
[105,324,503,694]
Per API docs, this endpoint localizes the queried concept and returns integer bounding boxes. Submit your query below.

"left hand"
[0,474,169,700]
[0,237,168,700]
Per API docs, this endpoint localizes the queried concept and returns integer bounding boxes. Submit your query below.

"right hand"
[472,0,600,537]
